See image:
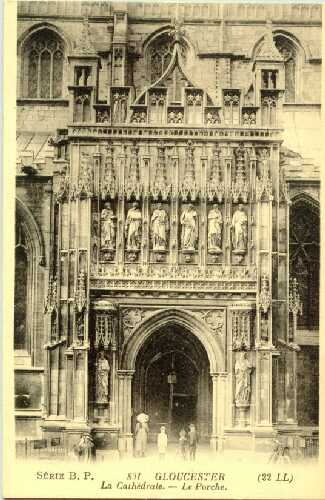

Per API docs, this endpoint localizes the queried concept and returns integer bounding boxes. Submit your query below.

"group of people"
[178,424,198,461]
[134,413,199,461]
[157,423,199,461]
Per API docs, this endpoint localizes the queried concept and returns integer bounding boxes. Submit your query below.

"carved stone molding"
[90,264,257,294]
[92,264,257,281]
[95,312,112,350]
[68,125,283,142]
[232,310,251,350]
[74,271,87,313]
[125,144,142,200]
[150,143,170,200]
[256,149,272,201]
[180,141,199,201]
[207,147,224,202]
[196,310,225,335]
[259,275,271,313]
[44,276,57,314]
[77,153,93,198]
[232,147,249,204]
[101,143,117,200]
[121,308,161,341]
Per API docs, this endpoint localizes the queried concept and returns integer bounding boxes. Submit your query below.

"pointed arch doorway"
[132,325,211,441]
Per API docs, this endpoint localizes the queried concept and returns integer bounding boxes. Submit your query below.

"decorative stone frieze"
[95,313,112,350]
[44,276,57,314]
[232,310,251,350]
[125,144,142,200]
[259,275,271,313]
[101,143,117,200]
[197,310,225,335]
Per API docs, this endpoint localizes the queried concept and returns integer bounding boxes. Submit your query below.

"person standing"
[179,428,187,460]
[77,433,94,462]
[157,426,168,460]
[134,413,149,457]
[188,424,198,461]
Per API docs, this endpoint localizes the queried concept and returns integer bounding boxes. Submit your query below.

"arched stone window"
[147,32,187,84]
[289,195,319,329]
[22,28,64,99]
[14,218,30,351]
[14,200,45,359]
[274,35,298,103]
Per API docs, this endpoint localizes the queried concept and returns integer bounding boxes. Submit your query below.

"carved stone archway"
[118,308,227,453]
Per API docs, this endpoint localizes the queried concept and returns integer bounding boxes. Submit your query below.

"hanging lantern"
[167,370,177,385]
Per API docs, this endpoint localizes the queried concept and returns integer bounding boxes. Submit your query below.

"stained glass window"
[24,29,64,99]
[289,198,319,329]
[148,32,186,84]
[14,221,29,350]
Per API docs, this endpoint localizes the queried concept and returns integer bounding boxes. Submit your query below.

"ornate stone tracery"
[125,144,142,200]
[198,310,224,335]
[232,310,251,350]
[101,143,117,200]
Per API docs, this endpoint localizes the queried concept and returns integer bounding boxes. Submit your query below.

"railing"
[16,437,66,460]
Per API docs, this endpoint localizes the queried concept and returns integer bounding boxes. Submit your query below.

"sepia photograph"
[3,0,323,498]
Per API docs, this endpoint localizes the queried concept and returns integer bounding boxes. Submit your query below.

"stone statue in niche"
[261,317,269,341]
[112,92,127,123]
[96,351,110,404]
[231,204,248,254]
[76,314,84,344]
[180,204,198,252]
[208,205,223,254]
[234,352,252,406]
[151,204,169,252]
[101,202,116,250]
[125,202,142,251]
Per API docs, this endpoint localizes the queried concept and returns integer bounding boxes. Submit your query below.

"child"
[157,426,168,460]
[179,428,187,460]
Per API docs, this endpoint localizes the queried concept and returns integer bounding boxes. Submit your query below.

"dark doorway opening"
[132,324,211,442]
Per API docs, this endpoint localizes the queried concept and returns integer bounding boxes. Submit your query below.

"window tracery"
[289,197,319,329]
[14,219,29,351]
[148,32,187,84]
[23,29,64,99]
[274,35,297,103]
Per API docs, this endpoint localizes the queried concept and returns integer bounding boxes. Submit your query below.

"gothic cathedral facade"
[15,2,320,456]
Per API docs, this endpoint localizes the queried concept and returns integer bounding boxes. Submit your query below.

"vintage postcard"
[2,1,324,499]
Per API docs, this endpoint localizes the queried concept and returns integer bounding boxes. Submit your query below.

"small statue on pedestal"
[231,204,248,254]
[151,204,169,252]
[208,204,223,254]
[180,204,198,252]
[96,351,110,404]
[234,352,252,407]
[100,202,116,250]
[125,202,142,251]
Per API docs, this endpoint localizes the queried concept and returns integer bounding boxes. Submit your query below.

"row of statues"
[100,202,248,254]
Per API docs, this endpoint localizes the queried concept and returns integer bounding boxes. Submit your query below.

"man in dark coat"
[188,424,198,461]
